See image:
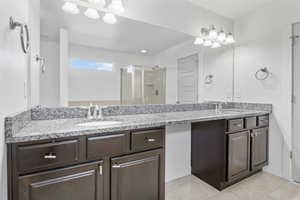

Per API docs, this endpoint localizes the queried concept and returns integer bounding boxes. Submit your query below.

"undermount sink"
[77,121,121,127]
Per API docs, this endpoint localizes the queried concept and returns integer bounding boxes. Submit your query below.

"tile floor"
[166,172,300,200]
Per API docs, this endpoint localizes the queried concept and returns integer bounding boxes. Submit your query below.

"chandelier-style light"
[62,0,125,24]
[194,25,235,48]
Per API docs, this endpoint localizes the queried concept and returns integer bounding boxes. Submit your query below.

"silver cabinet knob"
[44,152,56,159]
[145,138,156,142]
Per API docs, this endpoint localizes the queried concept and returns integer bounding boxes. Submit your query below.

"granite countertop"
[6,109,270,143]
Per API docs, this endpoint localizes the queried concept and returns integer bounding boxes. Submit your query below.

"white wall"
[0,0,31,199]
[155,40,234,104]
[122,0,233,37]
[69,44,157,102]
[40,42,157,105]
[233,0,300,179]
[40,39,60,107]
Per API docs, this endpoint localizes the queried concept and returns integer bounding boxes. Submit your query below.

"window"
[71,59,114,71]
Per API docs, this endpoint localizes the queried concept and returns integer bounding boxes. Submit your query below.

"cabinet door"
[18,161,104,200]
[111,149,164,200]
[251,128,269,170]
[227,131,250,182]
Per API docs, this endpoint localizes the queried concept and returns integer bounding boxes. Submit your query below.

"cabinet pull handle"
[112,164,121,168]
[98,165,103,175]
[44,152,56,159]
[145,138,156,142]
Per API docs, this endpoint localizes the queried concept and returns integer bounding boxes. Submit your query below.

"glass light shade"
[194,37,204,45]
[88,0,106,7]
[102,13,117,24]
[225,33,235,44]
[84,8,100,19]
[62,2,79,14]
[211,42,221,48]
[203,40,212,47]
[217,29,226,42]
[108,0,125,15]
[208,26,218,40]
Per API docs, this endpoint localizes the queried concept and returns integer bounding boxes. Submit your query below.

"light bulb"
[84,8,100,19]
[194,37,204,45]
[108,0,125,15]
[225,33,235,44]
[208,26,218,40]
[62,2,79,14]
[211,42,221,48]
[102,13,117,24]
[203,40,212,47]
[217,29,226,42]
[88,0,106,7]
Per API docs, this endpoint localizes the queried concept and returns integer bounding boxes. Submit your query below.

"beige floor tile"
[240,172,288,194]
[166,175,219,200]
[165,172,292,200]
[269,182,300,200]
[206,192,240,200]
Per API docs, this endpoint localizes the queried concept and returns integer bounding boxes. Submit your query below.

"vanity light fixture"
[194,37,204,45]
[102,13,117,24]
[203,39,212,47]
[84,8,100,19]
[62,0,125,24]
[108,0,125,15]
[208,25,218,40]
[194,25,235,48]
[140,49,147,53]
[211,41,221,48]
[62,2,80,14]
[225,33,235,44]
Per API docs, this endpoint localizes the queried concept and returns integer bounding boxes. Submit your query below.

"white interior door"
[292,22,300,183]
[177,54,199,104]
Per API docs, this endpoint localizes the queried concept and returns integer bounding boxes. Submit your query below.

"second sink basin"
[77,121,121,127]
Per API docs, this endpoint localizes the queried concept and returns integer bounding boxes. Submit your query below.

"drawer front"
[228,119,244,132]
[131,129,164,151]
[17,139,80,173]
[258,115,269,127]
[87,133,129,160]
[245,117,257,129]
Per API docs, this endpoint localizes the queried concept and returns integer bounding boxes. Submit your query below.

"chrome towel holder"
[255,67,271,80]
[9,17,30,54]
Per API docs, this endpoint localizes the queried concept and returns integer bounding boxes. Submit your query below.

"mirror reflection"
[39,0,234,107]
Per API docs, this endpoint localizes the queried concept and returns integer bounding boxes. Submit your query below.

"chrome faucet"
[214,102,223,114]
[87,104,102,119]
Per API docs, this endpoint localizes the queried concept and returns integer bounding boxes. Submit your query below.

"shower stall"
[121,65,166,105]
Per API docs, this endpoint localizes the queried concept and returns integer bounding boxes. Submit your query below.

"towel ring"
[255,67,271,80]
[9,17,30,54]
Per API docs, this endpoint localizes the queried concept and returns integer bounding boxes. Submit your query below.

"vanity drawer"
[17,139,80,173]
[245,117,257,129]
[258,115,269,127]
[228,119,244,132]
[131,129,164,151]
[87,132,129,160]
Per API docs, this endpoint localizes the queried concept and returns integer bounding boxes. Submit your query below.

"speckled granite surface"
[5,110,31,138]
[6,109,270,143]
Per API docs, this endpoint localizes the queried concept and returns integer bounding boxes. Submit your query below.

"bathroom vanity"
[192,115,269,190]
[5,103,271,200]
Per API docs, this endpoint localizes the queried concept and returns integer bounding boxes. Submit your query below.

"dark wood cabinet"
[251,128,269,170]
[8,128,165,200]
[18,161,104,200]
[191,115,269,190]
[111,149,165,200]
[227,131,250,182]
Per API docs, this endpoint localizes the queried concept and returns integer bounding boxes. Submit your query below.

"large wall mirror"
[39,0,234,107]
